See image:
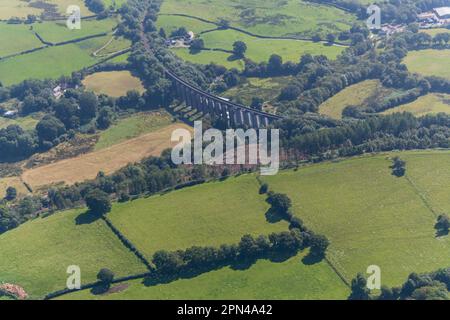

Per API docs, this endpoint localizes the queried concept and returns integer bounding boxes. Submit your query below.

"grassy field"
[0,208,147,299]
[157,14,217,35]
[318,80,382,119]
[32,18,118,44]
[403,49,450,80]
[93,36,131,56]
[82,71,144,98]
[402,150,450,214]
[223,76,293,106]
[59,251,349,300]
[108,175,289,260]
[107,51,130,63]
[172,47,244,69]
[0,113,42,130]
[21,122,193,189]
[5,150,450,299]
[94,111,174,150]
[262,152,450,287]
[200,29,344,62]
[160,0,355,38]
[0,22,42,57]
[382,93,450,116]
[0,35,110,86]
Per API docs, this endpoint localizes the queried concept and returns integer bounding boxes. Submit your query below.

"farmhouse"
[434,7,450,19]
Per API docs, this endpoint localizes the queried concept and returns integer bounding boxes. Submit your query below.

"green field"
[108,175,289,260]
[263,152,450,287]
[172,47,244,69]
[0,22,42,57]
[0,208,147,299]
[200,29,344,61]
[0,0,91,20]
[83,70,144,98]
[318,80,382,119]
[0,35,110,86]
[3,149,450,299]
[32,18,118,44]
[60,251,349,300]
[94,110,174,150]
[157,14,217,35]
[0,113,43,130]
[223,76,293,106]
[403,49,450,80]
[383,93,450,116]
[160,0,356,38]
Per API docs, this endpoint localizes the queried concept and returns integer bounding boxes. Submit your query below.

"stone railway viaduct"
[167,68,283,128]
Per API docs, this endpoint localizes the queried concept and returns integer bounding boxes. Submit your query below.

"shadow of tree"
[189,48,202,55]
[435,228,449,238]
[301,251,325,265]
[90,283,110,295]
[227,54,242,61]
[75,210,101,225]
[142,249,300,288]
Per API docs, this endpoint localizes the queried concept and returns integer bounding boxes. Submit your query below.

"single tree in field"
[5,187,17,201]
[391,157,406,177]
[190,38,205,51]
[232,41,247,57]
[97,268,114,290]
[435,214,450,234]
[84,189,111,216]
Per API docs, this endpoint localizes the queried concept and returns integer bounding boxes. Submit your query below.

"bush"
[97,268,114,284]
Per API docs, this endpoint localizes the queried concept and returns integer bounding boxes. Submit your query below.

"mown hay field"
[382,93,450,116]
[82,70,145,98]
[0,37,105,86]
[318,80,382,119]
[21,122,192,189]
[94,110,174,150]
